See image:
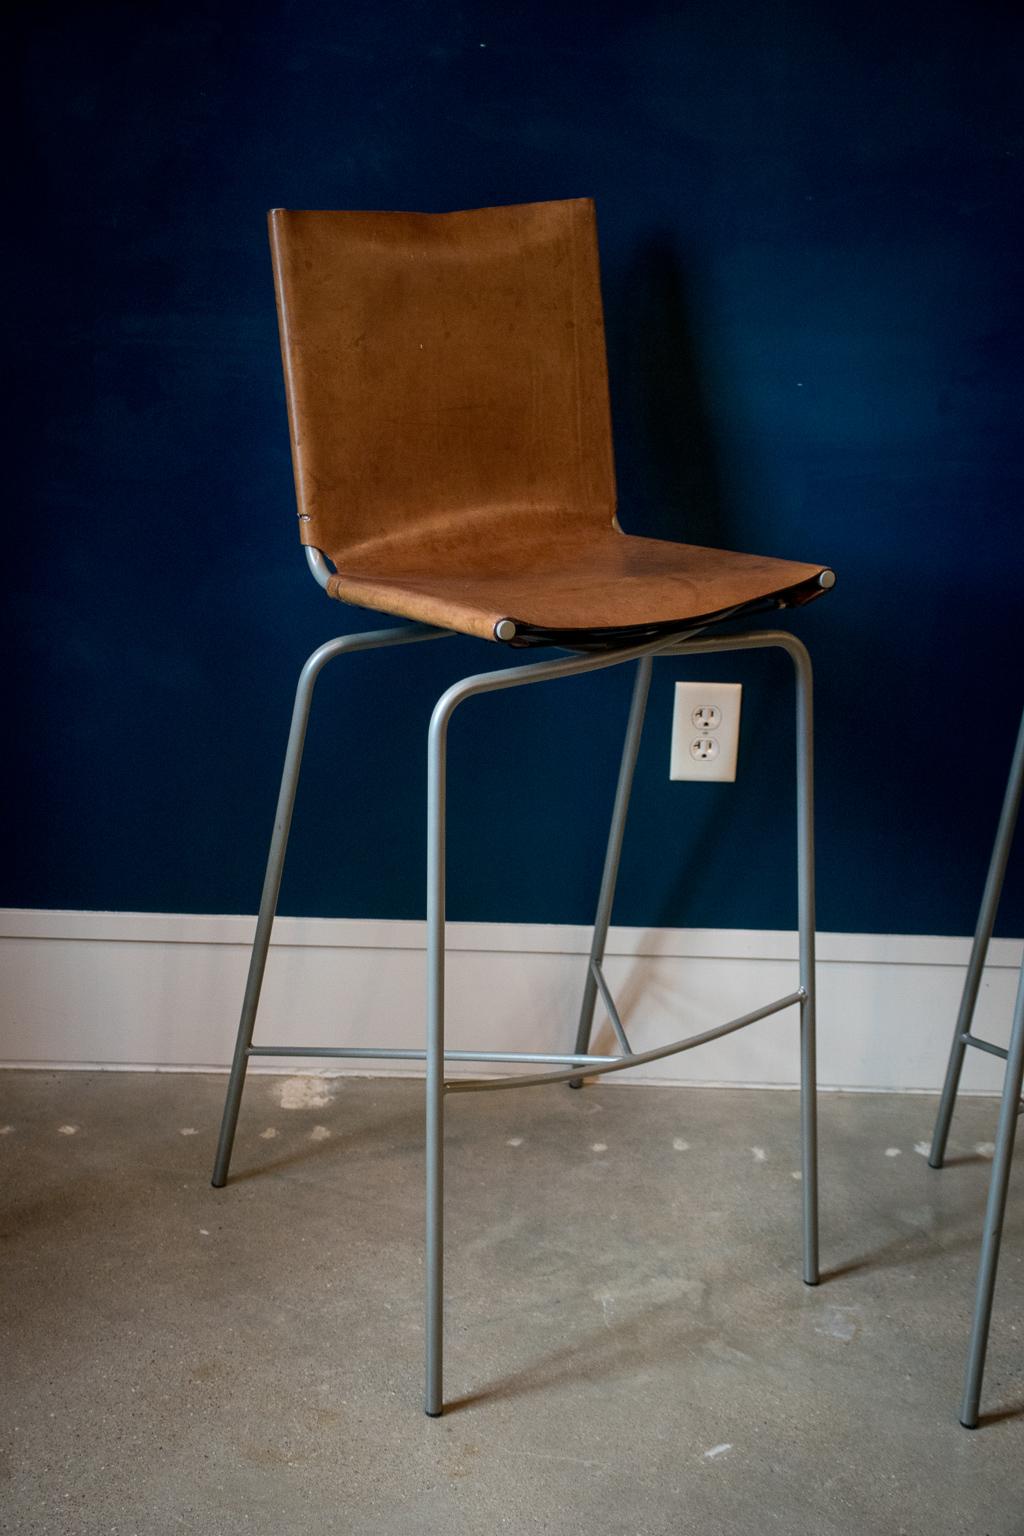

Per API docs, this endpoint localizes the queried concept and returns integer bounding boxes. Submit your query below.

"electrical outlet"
[670,682,742,782]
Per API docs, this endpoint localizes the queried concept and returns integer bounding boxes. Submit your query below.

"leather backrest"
[268,199,617,567]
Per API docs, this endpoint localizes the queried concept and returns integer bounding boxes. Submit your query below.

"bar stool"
[211,198,835,1415]
[929,707,1024,1427]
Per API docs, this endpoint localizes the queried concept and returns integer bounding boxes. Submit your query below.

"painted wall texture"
[7,1,1022,933]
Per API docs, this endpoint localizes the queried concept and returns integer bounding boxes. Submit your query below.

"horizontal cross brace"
[246,1045,619,1066]
[961,1033,1009,1062]
[590,960,633,1056]
[245,990,805,1093]
[445,989,806,1094]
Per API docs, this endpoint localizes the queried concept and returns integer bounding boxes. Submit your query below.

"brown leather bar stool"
[212,198,835,1415]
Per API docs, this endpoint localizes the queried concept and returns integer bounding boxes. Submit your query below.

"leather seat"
[331,523,824,645]
[268,198,830,646]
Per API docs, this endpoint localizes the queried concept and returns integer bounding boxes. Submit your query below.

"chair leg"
[570,656,653,1085]
[792,642,820,1285]
[212,623,447,1189]
[424,695,448,1415]
[959,953,1024,1427]
[930,711,1024,1170]
[211,655,323,1187]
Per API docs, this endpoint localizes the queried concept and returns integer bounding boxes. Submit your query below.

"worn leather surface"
[327,528,823,638]
[269,199,827,641]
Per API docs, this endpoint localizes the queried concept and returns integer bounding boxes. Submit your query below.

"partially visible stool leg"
[930,710,1024,1169]
[212,624,444,1188]
[424,696,449,1416]
[792,640,819,1285]
[570,655,653,1085]
[212,648,326,1188]
[960,953,1024,1427]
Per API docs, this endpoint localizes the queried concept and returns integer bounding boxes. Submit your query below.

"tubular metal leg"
[424,688,448,1416]
[792,641,819,1285]
[570,655,653,1084]
[419,631,680,1416]
[930,710,1024,1169]
[211,624,448,1189]
[960,954,1024,1427]
[659,630,819,1284]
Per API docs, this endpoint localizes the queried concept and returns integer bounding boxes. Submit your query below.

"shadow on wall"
[615,234,737,553]
[605,236,795,939]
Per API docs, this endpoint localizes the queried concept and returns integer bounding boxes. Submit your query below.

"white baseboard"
[0,909,1020,1093]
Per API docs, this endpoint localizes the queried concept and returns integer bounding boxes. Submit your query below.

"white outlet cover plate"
[670,681,742,782]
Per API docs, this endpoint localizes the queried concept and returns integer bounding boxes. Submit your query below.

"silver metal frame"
[929,708,1024,1428]
[213,616,820,1417]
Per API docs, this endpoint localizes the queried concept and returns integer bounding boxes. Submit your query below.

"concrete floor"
[1,1071,1021,1535]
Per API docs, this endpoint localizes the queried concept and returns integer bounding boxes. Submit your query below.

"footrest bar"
[446,989,806,1094]
[246,1045,619,1066]
[961,1033,1010,1061]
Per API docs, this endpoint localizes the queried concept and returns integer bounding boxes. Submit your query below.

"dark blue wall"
[7,0,1023,935]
